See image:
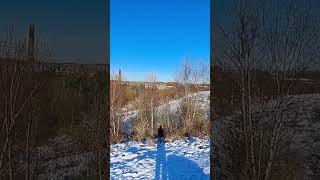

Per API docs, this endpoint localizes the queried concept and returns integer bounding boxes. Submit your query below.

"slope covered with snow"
[121,91,210,137]
[214,94,320,179]
[110,137,210,180]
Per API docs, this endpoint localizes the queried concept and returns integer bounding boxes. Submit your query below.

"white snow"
[110,92,210,179]
[120,91,210,137]
[214,93,320,179]
[110,137,210,180]
[121,91,210,122]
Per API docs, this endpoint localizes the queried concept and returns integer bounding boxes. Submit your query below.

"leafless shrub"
[214,0,320,179]
[69,70,109,180]
[0,25,51,180]
[110,71,126,143]
[174,58,210,137]
[132,94,152,141]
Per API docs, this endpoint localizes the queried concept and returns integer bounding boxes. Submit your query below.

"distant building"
[0,59,107,78]
[145,82,175,90]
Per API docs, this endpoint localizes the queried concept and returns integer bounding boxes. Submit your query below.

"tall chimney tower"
[27,24,35,62]
[119,69,122,82]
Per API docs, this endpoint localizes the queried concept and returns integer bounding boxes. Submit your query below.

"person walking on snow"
[157,125,165,143]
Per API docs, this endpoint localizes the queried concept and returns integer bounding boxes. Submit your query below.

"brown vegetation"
[109,58,210,143]
[213,0,320,179]
[0,26,109,180]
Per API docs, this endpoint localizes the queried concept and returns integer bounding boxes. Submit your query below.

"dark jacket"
[158,126,165,138]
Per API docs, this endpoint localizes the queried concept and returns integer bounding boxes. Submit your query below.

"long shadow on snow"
[154,141,209,180]
[166,155,209,180]
[155,141,167,179]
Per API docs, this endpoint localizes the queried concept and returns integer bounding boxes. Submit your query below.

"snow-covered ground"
[110,137,210,180]
[122,91,209,122]
[214,93,320,179]
[110,92,210,179]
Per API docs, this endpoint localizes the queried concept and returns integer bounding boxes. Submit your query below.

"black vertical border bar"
[106,0,110,177]
[210,0,215,179]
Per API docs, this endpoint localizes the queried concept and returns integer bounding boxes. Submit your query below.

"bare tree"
[146,73,157,136]
[176,58,210,136]
[261,1,320,179]
[0,25,51,179]
[110,70,126,142]
[215,0,320,179]
[133,92,151,141]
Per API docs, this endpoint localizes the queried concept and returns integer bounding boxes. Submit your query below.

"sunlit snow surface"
[110,137,210,180]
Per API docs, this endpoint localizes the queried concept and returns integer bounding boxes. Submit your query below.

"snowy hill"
[121,91,210,136]
[122,91,209,120]
[6,92,320,179]
[214,94,320,179]
[110,92,210,179]
[111,137,210,179]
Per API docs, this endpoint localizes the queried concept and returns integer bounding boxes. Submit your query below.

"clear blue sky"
[111,0,210,82]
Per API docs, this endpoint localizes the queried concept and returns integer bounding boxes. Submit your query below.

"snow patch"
[110,137,210,179]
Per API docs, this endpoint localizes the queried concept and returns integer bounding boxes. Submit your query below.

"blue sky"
[111,0,210,82]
